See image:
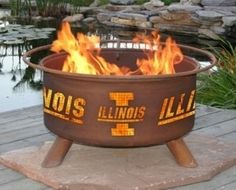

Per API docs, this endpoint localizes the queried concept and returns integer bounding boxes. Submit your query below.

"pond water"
[0,53,42,112]
[0,13,58,113]
[0,10,216,113]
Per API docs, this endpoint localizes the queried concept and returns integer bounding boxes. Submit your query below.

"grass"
[197,40,236,109]
[162,0,180,5]
[99,0,110,5]
[9,0,95,17]
[134,0,179,5]
[134,0,149,5]
[197,70,236,109]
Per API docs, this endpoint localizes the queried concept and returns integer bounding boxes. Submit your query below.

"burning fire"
[51,22,183,75]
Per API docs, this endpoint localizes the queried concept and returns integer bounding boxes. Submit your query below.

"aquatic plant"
[9,0,94,18]
[197,40,236,109]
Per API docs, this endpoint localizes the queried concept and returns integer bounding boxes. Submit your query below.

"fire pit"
[23,23,216,168]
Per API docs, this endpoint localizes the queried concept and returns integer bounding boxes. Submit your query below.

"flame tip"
[51,23,183,75]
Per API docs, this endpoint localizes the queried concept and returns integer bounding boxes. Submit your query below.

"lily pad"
[34,28,44,32]
[23,25,35,29]
[36,35,49,39]
[40,27,56,32]
[2,36,18,41]
[4,39,24,45]
[7,24,21,28]
[26,37,42,41]
[0,27,7,33]
[3,31,20,35]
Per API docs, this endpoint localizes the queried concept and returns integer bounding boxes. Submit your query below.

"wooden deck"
[0,104,236,190]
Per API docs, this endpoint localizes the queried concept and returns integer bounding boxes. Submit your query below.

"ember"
[51,22,183,75]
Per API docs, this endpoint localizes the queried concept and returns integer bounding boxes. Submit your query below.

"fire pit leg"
[42,136,73,168]
[167,138,198,168]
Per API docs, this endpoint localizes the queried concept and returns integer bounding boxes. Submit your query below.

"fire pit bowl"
[23,41,216,168]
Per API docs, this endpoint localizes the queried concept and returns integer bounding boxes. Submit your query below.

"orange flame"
[133,32,183,75]
[51,22,183,75]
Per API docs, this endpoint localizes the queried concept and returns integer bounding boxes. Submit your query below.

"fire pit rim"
[23,43,216,79]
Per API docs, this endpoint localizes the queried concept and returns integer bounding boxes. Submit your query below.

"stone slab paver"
[0,133,236,190]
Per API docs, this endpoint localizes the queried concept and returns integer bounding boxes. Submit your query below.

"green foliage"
[197,70,236,109]
[134,0,180,5]
[69,0,94,7]
[197,40,236,109]
[9,0,17,16]
[210,39,236,74]
[35,0,68,17]
[9,0,94,17]
[10,0,33,17]
[134,0,149,5]
[99,0,110,5]
[161,0,180,5]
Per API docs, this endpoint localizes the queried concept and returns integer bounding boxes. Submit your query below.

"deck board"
[0,169,24,185]
[0,104,236,190]
[0,125,49,145]
[0,133,53,154]
[194,118,236,138]
[171,165,236,190]
[0,178,48,190]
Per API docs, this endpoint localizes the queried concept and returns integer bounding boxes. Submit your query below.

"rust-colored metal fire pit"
[23,41,216,168]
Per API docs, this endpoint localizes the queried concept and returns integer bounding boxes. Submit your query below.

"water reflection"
[0,19,56,112]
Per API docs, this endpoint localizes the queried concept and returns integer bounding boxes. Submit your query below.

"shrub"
[161,0,180,5]
[197,40,236,109]
[9,0,95,17]
[134,0,149,5]
[99,0,110,5]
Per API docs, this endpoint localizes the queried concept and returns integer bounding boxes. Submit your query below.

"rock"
[100,20,131,28]
[139,21,152,28]
[201,0,236,6]
[83,17,96,23]
[63,14,84,23]
[210,25,226,35]
[150,13,198,26]
[222,16,236,26]
[109,0,135,5]
[159,10,192,21]
[204,6,236,14]
[180,0,193,5]
[111,17,152,28]
[143,0,165,11]
[97,12,115,22]
[150,0,165,6]
[198,28,220,39]
[167,4,202,13]
[78,7,96,14]
[105,4,139,11]
[149,16,161,23]
[195,10,224,22]
[191,15,221,26]
[144,0,164,7]
[154,23,199,34]
[139,10,160,17]
[143,3,160,11]
[90,0,100,7]
[89,0,101,7]
[180,0,201,5]
[116,12,148,21]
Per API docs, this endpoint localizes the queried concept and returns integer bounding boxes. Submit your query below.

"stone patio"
[0,133,236,190]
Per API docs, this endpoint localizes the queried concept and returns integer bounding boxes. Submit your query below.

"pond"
[0,12,58,112]
[0,10,217,113]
